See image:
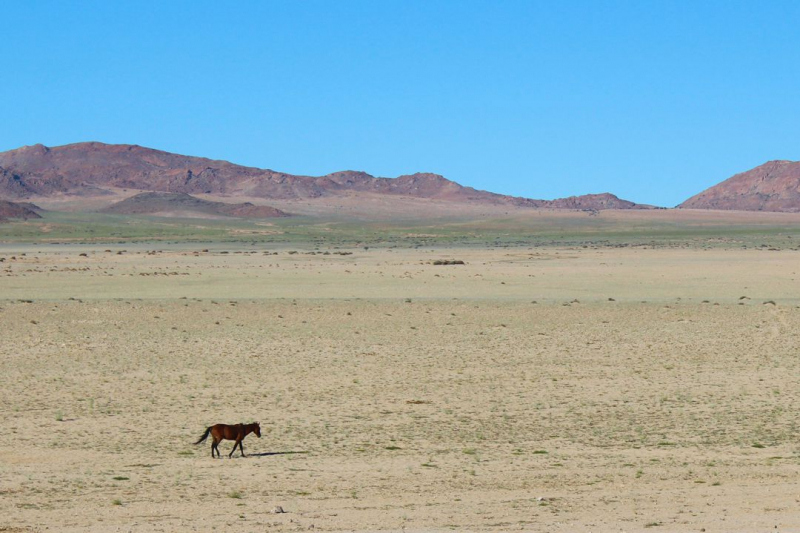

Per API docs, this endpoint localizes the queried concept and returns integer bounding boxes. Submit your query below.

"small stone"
[272,506,285,514]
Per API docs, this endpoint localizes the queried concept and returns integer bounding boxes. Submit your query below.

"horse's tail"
[195,426,212,445]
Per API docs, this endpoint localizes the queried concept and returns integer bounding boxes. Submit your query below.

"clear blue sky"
[2,1,799,206]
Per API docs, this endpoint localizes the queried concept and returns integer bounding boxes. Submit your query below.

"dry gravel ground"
[2,245,800,532]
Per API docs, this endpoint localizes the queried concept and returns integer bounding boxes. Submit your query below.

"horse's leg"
[229,439,240,458]
[239,440,246,458]
[212,439,219,458]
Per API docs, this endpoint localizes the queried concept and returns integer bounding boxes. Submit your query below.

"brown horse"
[195,422,261,458]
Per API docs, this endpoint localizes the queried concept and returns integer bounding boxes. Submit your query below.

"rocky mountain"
[0,199,41,221]
[547,193,648,210]
[0,142,650,210]
[680,160,800,212]
[102,192,289,218]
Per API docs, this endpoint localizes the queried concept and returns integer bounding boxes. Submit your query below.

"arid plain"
[3,209,800,532]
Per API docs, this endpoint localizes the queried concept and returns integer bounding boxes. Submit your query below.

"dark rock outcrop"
[0,199,42,221]
[101,192,289,218]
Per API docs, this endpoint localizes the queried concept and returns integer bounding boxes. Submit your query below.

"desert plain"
[3,209,800,532]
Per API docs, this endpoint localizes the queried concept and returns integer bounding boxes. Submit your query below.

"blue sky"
[1,1,798,206]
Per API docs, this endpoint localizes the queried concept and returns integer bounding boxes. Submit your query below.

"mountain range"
[1,142,800,218]
[0,142,649,213]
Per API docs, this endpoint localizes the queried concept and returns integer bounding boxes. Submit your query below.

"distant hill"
[680,160,800,212]
[101,192,289,218]
[0,142,651,211]
[0,199,41,221]
[548,193,650,210]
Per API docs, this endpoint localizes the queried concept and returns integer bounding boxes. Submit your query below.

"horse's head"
[253,422,261,438]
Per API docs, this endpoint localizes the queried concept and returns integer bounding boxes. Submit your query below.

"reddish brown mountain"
[0,142,650,210]
[0,199,41,221]
[680,160,800,212]
[102,192,289,218]
[548,193,648,210]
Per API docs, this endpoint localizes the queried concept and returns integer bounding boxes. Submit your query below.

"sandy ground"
[2,245,800,532]
[2,244,800,303]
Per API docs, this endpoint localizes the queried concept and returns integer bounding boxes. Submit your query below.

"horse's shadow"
[248,451,309,458]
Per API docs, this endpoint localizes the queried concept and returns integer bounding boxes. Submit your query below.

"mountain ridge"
[0,142,652,211]
[101,192,289,218]
[0,199,42,221]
